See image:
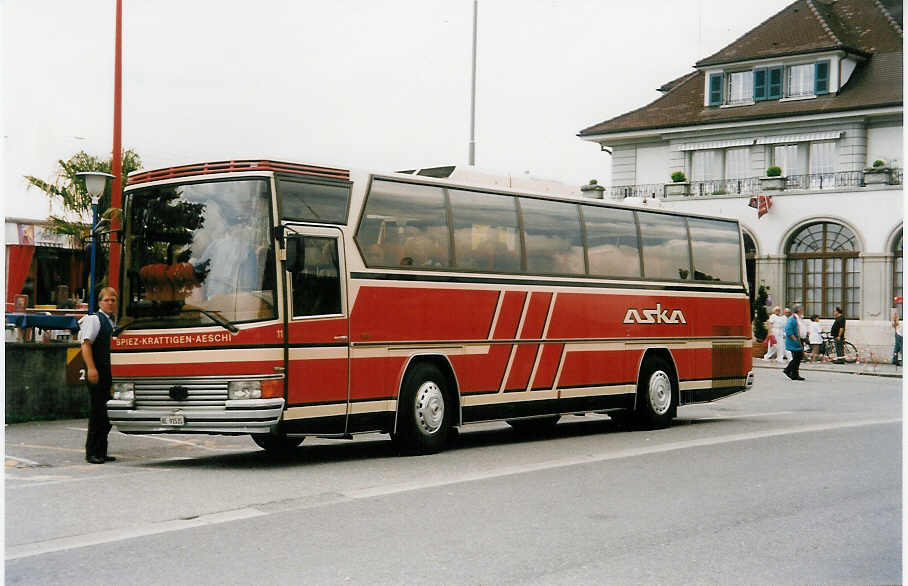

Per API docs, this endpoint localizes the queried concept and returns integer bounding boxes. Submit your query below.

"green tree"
[24,149,142,292]
[753,285,770,342]
[24,149,142,241]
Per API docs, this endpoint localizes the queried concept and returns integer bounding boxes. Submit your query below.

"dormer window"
[787,64,815,97]
[727,72,753,105]
[708,59,832,106]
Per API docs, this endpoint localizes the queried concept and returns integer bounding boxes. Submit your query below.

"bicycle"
[814,331,858,363]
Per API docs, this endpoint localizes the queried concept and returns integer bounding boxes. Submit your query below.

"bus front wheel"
[252,432,303,454]
[391,363,452,455]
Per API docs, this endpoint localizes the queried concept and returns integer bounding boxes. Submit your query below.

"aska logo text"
[623,303,687,325]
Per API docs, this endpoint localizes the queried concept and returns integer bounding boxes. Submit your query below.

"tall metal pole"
[109,0,124,291]
[89,201,99,312]
[468,0,478,166]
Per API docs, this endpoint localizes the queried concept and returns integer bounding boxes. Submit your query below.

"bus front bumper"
[107,398,285,435]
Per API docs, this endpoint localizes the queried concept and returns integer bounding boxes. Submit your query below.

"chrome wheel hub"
[414,381,445,435]
[648,371,672,415]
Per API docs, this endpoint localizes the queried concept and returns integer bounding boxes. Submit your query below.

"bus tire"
[252,433,303,454]
[634,357,677,429]
[391,363,452,455]
[506,415,561,434]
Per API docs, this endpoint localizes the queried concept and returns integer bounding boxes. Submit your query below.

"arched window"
[894,230,903,311]
[743,232,757,311]
[786,222,861,318]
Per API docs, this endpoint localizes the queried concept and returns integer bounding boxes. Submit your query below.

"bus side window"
[291,237,342,317]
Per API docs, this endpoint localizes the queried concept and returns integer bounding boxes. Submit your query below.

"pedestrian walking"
[78,287,118,464]
[763,306,787,362]
[807,314,823,362]
[892,311,902,366]
[831,307,846,364]
[783,305,805,380]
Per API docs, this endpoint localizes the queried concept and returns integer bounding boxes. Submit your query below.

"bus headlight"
[112,382,135,401]
[228,380,262,400]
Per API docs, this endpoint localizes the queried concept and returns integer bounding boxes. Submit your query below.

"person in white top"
[807,314,823,362]
[763,306,787,363]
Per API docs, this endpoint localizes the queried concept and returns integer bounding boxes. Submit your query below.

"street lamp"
[76,171,114,312]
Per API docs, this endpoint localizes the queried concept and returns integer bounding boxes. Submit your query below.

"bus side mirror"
[285,238,303,273]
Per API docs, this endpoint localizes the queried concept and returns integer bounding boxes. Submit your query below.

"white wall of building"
[634,143,671,184]
[866,123,903,168]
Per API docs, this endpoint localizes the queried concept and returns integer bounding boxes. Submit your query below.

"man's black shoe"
[103,456,116,462]
[794,376,806,381]
[783,371,794,380]
[86,456,105,464]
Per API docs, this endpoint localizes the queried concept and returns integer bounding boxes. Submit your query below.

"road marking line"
[5,468,171,489]
[5,455,43,467]
[5,508,265,561]
[689,411,794,420]
[5,443,84,454]
[6,416,899,561]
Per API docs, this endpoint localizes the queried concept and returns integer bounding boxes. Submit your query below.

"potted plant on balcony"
[760,166,785,190]
[664,171,689,196]
[580,178,605,199]
[863,159,894,185]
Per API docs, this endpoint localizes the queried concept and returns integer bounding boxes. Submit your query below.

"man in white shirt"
[78,287,118,464]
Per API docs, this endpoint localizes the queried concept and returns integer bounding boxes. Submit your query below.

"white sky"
[3,0,794,220]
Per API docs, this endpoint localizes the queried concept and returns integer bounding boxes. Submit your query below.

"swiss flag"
[749,195,773,218]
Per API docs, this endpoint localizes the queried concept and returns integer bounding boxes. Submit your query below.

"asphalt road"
[5,369,902,585]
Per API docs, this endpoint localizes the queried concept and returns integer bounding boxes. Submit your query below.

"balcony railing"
[608,169,902,200]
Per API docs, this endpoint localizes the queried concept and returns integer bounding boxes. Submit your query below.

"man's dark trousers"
[784,349,803,378]
[86,379,112,459]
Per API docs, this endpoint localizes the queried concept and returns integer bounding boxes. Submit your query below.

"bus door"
[283,227,350,435]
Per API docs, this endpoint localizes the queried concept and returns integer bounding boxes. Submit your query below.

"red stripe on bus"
[505,343,539,390]
[350,356,407,401]
[351,287,499,342]
[558,349,628,389]
[493,291,527,339]
[288,359,347,404]
[113,361,279,377]
[449,344,512,394]
[519,292,552,339]
[532,343,563,390]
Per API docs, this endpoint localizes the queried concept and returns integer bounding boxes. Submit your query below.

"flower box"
[863,167,894,185]
[664,182,690,197]
[759,176,786,191]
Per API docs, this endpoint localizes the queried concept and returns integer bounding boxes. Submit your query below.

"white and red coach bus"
[107,160,753,454]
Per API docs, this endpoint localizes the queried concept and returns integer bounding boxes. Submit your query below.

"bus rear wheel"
[252,432,303,454]
[391,363,452,455]
[634,357,677,429]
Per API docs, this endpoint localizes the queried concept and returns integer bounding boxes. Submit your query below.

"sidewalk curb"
[752,361,902,379]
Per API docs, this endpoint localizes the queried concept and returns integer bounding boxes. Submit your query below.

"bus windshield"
[121,178,276,330]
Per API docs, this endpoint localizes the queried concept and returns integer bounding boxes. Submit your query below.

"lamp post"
[77,171,114,312]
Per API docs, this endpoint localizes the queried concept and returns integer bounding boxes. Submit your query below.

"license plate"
[161,415,185,426]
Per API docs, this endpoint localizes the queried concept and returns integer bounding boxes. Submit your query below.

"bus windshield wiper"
[181,306,239,334]
[120,301,239,334]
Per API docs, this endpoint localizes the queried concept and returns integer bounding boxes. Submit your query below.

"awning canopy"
[673,138,755,151]
[756,131,843,144]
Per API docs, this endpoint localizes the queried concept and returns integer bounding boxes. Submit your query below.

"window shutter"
[814,60,830,95]
[708,73,723,106]
[768,67,783,99]
[753,68,767,101]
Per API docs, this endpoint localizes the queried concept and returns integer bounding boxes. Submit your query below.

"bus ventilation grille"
[128,160,350,185]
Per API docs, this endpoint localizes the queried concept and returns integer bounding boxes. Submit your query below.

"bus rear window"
[688,217,742,282]
[638,212,691,281]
